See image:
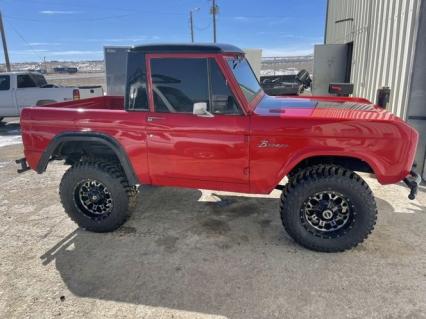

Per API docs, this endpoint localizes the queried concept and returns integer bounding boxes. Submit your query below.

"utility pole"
[190,11,194,43]
[189,8,200,43]
[210,0,219,43]
[0,11,11,71]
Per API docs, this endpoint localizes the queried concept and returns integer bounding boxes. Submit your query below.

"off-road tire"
[59,160,138,232]
[281,164,377,252]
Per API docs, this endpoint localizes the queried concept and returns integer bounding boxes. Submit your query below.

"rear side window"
[150,58,209,113]
[0,75,10,90]
[126,51,149,111]
[31,73,47,87]
[17,74,37,88]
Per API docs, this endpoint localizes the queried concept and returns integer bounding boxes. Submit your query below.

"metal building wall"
[325,0,422,119]
[407,1,426,179]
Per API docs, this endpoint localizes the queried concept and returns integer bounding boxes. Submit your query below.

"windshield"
[226,56,261,103]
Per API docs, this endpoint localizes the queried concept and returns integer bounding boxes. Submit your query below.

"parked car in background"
[0,72,103,121]
[53,66,78,74]
[260,69,312,96]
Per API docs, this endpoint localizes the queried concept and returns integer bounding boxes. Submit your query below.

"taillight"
[73,89,80,100]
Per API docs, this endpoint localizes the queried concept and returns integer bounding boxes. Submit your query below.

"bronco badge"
[257,140,288,148]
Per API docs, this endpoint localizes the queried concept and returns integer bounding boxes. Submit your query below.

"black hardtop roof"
[130,43,244,54]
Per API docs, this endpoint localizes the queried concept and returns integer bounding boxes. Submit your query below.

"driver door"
[145,54,250,191]
[0,75,16,116]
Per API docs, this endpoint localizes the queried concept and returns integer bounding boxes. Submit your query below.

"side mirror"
[193,102,213,117]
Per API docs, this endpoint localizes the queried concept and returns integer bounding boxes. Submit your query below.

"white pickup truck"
[0,72,103,121]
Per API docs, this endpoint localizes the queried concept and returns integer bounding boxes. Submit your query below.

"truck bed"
[39,96,124,110]
[20,95,150,185]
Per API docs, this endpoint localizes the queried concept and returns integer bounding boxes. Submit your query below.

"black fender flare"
[36,132,140,185]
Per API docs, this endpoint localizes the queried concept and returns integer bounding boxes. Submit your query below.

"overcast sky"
[0,0,326,62]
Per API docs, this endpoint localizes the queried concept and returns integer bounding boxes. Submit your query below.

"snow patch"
[0,135,22,147]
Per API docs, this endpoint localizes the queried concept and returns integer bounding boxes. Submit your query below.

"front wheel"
[280,165,377,252]
[59,160,137,232]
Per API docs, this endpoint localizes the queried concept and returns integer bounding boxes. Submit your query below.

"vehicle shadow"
[39,186,419,318]
[39,186,303,316]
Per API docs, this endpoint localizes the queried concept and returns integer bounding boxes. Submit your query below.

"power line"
[7,22,43,61]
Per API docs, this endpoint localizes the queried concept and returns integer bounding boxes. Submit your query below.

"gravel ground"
[45,73,106,91]
[0,118,425,319]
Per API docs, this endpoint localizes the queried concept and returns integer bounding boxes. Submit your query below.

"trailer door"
[312,44,350,95]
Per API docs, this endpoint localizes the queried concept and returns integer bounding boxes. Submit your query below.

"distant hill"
[261,55,314,76]
[0,60,105,73]
[1,54,314,75]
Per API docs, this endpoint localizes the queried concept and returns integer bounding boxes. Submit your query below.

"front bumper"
[403,170,422,200]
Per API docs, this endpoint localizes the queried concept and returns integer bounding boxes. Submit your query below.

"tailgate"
[78,86,104,99]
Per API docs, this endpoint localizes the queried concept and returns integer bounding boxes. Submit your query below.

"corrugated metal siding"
[326,0,421,119]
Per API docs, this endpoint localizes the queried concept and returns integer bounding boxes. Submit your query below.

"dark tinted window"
[209,59,241,115]
[0,75,10,90]
[151,58,209,113]
[31,73,47,87]
[227,57,261,102]
[17,74,37,88]
[126,51,148,110]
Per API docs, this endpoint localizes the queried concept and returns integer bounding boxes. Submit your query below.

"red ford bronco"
[17,44,420,252]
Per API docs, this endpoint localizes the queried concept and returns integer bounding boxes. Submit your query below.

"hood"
[253,94,397,121]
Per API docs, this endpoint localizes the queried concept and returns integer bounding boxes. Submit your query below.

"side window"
[0,75,10,90]
[150,58,209,113]
[17,74,37,88]
[31,74,47,87]
[209,59,242,115]
[127,71,148,110]
[126,52,149,111]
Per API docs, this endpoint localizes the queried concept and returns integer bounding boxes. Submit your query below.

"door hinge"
[243,167,250,176]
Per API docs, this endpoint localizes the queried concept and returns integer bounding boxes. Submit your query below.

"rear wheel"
[280,165,377,252]
[59,160,138,232]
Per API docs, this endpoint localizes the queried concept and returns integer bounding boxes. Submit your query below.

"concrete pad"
[0,119,425,318]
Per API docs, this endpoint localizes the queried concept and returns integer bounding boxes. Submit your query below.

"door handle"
[147,116,164,122]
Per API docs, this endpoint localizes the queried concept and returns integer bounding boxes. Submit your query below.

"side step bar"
[16,158,30,173]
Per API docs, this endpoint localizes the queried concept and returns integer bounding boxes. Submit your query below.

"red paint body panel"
[21,96,152,185]
[144,113,250,186]
[20,53,419,195]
